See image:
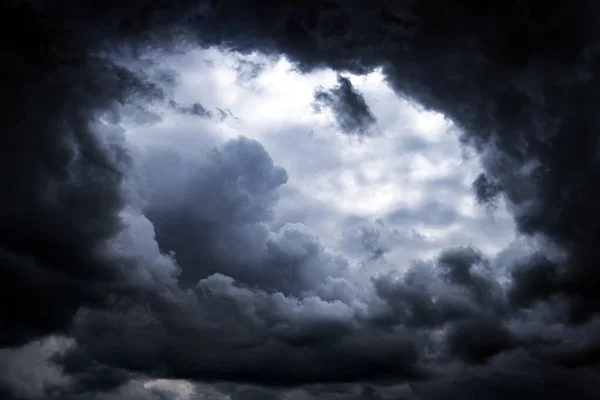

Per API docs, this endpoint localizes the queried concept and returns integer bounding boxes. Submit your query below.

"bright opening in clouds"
[127,48,515,271]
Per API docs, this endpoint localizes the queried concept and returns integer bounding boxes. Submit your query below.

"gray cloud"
[63,274,430,387]
[231,387,279,400]
[168,99,236,122]
[169,100,213,118]
[0,1,170,349]
[371,247,506,333]
[472,173,503,207]
[313,75,377,136]
[412,350,600,400]
[444,318,516,364]
[3,0,600,399]
[342,222,390,262]
[0,337,72,399]
[54,137,434,387]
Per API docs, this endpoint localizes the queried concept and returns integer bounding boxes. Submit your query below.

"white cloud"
[143,379,198,400]
[124,47,516,271]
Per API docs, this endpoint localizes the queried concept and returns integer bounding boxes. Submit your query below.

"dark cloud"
[168,99,236,121]
[169,100,213,118]
[313,75,377,135]
[444,318,516,364]
[472,173,502,207]
[3,0,600,399]
[341,220,391,263]
[437,247,505,311]
[142,136,296,290]
[371,247,505,332]
[356,386,383,400]
[231,387,279,400]
[354,225,390,262]
[53,137,430,387]
[0,0,170,349]
[51,346,133,396]
[412,350,600,400]
[63,274,430,387]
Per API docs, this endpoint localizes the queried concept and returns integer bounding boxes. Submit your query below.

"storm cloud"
[313,75,377,135]
[3,0,600,399]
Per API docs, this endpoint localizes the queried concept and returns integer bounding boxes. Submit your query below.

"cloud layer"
[2,1,600,399]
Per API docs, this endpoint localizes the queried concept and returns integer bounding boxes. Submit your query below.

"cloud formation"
[3,0,600,399]
[313,75,377,135]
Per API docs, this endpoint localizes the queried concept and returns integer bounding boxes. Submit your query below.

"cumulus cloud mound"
[3,0,600,399]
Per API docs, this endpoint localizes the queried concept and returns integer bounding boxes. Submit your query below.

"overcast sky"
[3,1,600,400]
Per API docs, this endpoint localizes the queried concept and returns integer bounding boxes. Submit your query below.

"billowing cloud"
[0,2,169,349]
[3,1,600,399]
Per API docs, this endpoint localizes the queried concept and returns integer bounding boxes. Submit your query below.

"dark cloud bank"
[2,0,600,399]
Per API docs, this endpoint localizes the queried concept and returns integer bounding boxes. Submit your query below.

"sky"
[2,1,600,399]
